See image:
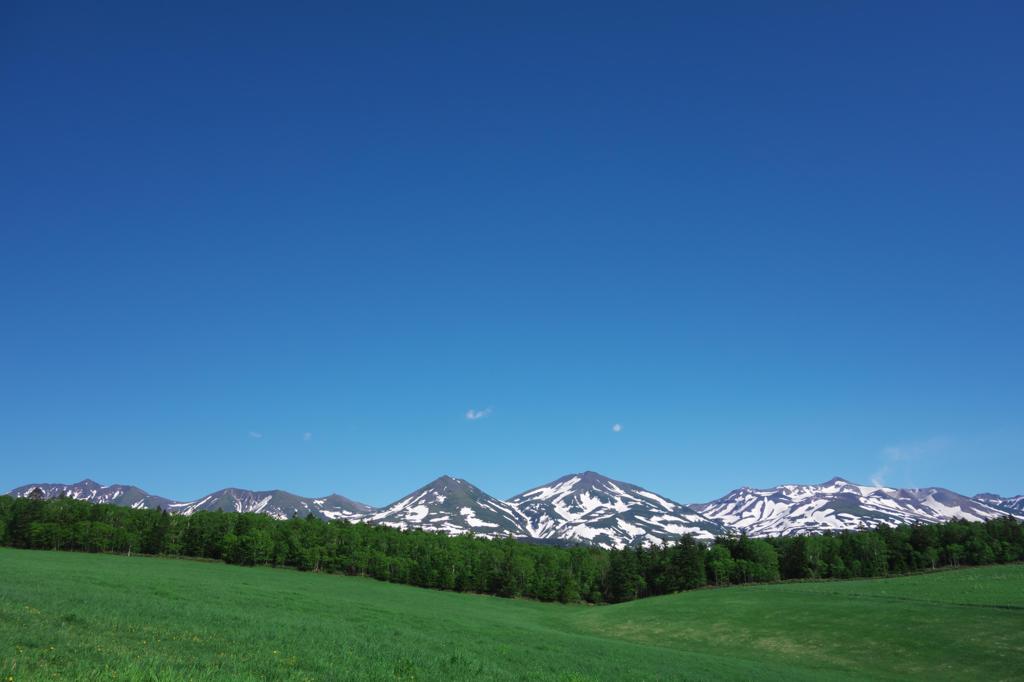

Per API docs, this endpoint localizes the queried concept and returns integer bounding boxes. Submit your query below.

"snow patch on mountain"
[9,473,1021,547]
[9,481,371,522]
[692,477,1021,537]
[972,493,1024,516]
[509,471,724,549]
[365,476,526,538]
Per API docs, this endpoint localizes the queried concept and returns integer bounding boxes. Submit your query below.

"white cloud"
[872,437,948,486]
[303,432,313,441]
[465,407,493,421]
[248,431,264,439]
[612,423,623,433]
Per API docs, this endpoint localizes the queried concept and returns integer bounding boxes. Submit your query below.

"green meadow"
[1,548,1021,681]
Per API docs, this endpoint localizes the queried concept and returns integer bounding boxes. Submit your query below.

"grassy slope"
[0,549,1021,681]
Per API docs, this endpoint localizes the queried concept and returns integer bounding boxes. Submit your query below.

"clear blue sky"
[2,2,1022,505]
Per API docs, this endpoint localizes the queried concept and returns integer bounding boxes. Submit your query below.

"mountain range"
[8,473,1021,549]
[690,477,1020,537]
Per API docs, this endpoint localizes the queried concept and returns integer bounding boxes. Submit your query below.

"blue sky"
[2,2,1022,505]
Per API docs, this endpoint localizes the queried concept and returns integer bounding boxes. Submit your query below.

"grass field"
[1,548,1022,681]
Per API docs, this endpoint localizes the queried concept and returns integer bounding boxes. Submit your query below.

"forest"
[1,492,1021,604]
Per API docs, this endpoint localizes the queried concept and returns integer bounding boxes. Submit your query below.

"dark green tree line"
[0,494,1020,604]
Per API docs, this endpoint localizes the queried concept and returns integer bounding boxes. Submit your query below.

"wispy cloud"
[465,407,493,421]
[303,432,313,441]
[248,431,264,439]
[612,423,623,433]
[872,437,949,486]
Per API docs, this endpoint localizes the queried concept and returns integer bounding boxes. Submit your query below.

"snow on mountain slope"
[692,477,1018,537]
[9,480,372,521]
[365,475,528,538]
[7,479,174,510]
[509,471,724,549]
[9,475,1020,543]
[167,488,372,521]
[972,493,1024,516]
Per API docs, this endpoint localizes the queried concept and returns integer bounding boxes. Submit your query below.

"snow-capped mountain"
[510,471,724,548]
[9,480,371,522]
[8,479,174,510]
[364,475,527,538]
[166,488,371,521]
[8,474,1021,546]
[972,493,1024,516]
[692,477,1021,537]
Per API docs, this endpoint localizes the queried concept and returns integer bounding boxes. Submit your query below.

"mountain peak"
[510,471,722,548]
[16,474,1019,548]
[425,474,469,490]
[696,476,1017,537]
[367,474,524,538]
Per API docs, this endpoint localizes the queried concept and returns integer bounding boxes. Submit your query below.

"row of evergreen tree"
[1,493,1021,604]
